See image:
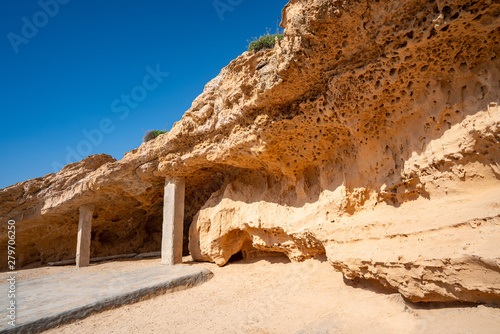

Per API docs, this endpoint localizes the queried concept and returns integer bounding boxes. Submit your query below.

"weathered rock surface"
[0,154,166,268]
[185,0,500,303]
[1,0,499,303]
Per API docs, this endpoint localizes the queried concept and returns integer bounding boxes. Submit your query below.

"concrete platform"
[0,264,212,334]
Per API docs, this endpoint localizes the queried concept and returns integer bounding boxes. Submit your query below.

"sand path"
[6,256,498,333]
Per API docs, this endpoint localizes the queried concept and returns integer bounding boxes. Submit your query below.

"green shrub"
[143,130,166,142]
[248,33,284,52]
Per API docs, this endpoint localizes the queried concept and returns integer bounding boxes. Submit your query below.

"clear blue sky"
[0,0,288,189]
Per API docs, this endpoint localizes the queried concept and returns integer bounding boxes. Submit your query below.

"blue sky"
[0,0,288,189]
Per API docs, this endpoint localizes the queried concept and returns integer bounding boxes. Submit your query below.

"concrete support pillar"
[76,204,94,268]
[161,177,185,265]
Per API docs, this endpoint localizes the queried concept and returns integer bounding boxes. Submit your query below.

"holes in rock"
[479,85,487,99]
[397,41,407,49]
[428,28,437,39]
[442,6,451,17]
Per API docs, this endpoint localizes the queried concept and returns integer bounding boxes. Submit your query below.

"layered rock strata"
[1,0,499,303]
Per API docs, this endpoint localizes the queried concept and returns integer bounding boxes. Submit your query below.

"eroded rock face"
[183,0,500,303]
[1,0,499,303]
[0,154,165,269]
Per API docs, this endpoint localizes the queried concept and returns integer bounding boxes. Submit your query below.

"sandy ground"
[7,256,499,334]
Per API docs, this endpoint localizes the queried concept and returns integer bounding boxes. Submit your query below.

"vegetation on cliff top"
[248,33,284,52]
[248,22,284,52]
[143,130,166,142]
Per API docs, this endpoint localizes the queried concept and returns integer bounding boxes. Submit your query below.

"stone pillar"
[76,204,94,268]
[161,177,185,265]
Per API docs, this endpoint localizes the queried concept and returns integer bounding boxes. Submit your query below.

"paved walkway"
[0,264,212,333]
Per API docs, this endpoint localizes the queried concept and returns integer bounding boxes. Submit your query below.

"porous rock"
[1,0,499,303]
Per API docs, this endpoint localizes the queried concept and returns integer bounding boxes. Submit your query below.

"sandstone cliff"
[1,0,499,303]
